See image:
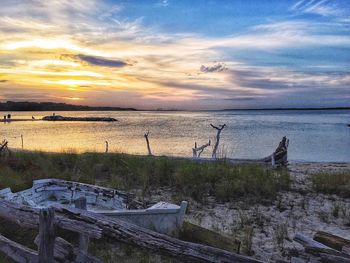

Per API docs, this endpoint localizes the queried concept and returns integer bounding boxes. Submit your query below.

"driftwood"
[294,233,335,250]
[179,221,241,253]
[263,136,289,166]
[0,233,38,263]
[52,204,263,263]
[294,233,350,262]
[0,200,102,239]
[0,140,10,156]
[144,131,152,156]
[192,140,211,158]
[38,208,55,263]
[0,200,262,263]
[314,231,350,252]
[210,124,226,159]
[74,197,89,253]
[319,253,350,263]
[105,141,108,153]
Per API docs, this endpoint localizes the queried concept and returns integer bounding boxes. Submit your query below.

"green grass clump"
[311,171,350,197]
[0,152,290,203]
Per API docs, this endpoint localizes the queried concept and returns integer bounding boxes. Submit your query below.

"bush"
[311,171,350,197]
[0,152,290,203]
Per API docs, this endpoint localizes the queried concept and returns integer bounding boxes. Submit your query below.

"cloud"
[291,0,343,17]
[0,80,7,83]
[200,63,227,73]
[75,55,129,68]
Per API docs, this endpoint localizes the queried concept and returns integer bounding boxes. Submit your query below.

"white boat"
[0,179,187,235]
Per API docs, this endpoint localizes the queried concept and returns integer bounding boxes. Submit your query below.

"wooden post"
[21,134,23,149]
[105,141,108,153]
[210,124,226,159]
[144,131,152,156]
[38,207,55,263]
[75,197,90,253]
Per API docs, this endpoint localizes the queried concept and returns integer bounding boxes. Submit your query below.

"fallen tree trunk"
[0,200,102,239]
[0,233,38,263]
[52,205,263,263]
[314,231,350,252]
[0,200,263,263]
[263,136,289,166]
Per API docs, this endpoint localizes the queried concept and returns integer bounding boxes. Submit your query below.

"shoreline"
[7,148,350,165]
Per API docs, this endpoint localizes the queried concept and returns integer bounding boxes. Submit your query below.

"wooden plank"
[314,231,350,252]
[53,204,264,263]
[75,197,90,253]
[38,207,55,263]
[179,221,241,253]
[0,233,38,263]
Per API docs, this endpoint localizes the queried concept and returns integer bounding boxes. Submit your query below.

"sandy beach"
[148,161,350,262]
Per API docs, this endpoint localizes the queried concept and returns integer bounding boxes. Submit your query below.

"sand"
[149,162,350,262]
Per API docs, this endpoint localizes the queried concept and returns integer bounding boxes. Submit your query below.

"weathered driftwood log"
[179,221,241,253]
[144,131,153,156]
[0,200,102,239]
[263,136,289,166]
[294,233,334,249]
[294,233,350,259]
[314,231,350,252]
[52,205,263,263]
[0,140,8,151]
[319,253,350,263]
[192,140,211,158]
[210,124,226,159]
[38,207,55,263]
[0,233,38,263]
[305,246,350,258]
[0,200,262,263]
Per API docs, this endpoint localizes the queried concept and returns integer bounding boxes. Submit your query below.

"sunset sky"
[0,0,349,110]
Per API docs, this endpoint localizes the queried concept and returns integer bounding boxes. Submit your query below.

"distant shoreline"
[0,101,349,112]
[222,107,350,111]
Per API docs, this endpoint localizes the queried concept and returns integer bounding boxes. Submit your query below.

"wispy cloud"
[0,0,349,109]
[291,0,343,17]
[75,55,129,68]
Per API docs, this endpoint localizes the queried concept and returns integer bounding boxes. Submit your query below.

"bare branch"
[192,140,211,158]
[210,124,226,159]
[144,131,152,156]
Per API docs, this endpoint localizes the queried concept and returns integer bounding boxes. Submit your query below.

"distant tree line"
[0,101,137,111]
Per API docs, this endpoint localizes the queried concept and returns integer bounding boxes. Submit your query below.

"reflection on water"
[0,110,349,162]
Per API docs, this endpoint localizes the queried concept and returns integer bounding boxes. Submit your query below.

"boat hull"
[0,179,187,235]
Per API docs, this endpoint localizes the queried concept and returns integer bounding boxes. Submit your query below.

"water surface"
[1,110,349,162]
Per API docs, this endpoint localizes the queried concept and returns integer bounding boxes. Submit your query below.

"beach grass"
[0,151,290,203]
[311,171,350,197]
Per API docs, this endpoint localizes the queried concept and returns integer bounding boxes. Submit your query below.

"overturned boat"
[0,179,187,235]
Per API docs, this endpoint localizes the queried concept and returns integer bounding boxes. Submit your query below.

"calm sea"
[0,110,349,162]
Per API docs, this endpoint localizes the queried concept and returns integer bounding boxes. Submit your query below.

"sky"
[0,0,349,110]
